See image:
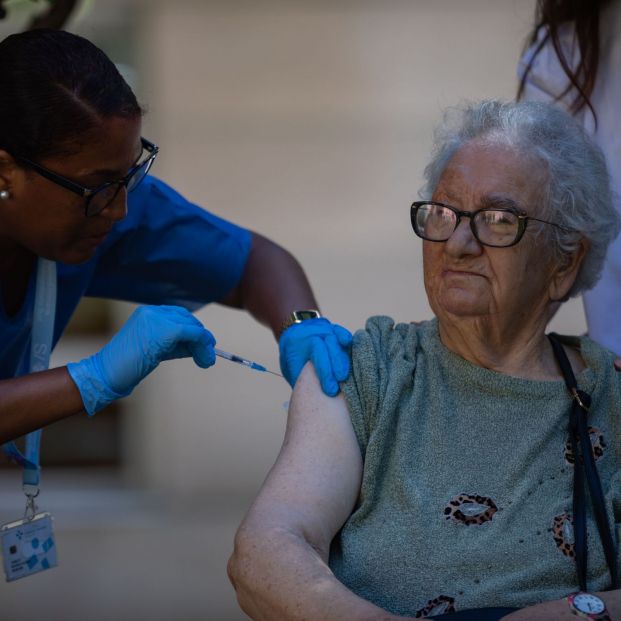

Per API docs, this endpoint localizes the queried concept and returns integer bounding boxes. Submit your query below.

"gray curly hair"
[420,100,620,297]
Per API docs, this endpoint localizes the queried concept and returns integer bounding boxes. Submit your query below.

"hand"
[67,305,215,415]
[279,317,352,396]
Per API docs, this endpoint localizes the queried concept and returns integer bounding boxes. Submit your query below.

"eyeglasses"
[410,201,564,248]
[14,137,159,217]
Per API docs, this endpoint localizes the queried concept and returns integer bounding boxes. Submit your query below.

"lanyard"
[2,258,57,513]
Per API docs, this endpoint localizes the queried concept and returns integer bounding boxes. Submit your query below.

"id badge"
[1,512,58,581]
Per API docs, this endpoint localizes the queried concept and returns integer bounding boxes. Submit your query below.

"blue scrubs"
[0,176,252,380]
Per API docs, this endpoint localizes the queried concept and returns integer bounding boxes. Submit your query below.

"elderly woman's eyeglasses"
[14,137,159,217]
[410,201,563,248]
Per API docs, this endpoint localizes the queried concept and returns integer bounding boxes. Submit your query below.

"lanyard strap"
[2,258,57,491]
[548,333,618,591]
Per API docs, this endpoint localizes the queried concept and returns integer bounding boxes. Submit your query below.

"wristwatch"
[567,592,611,620]
[280,309,321,333]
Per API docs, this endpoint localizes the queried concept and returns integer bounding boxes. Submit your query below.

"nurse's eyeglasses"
[410,200,565,248]
[14,137,159,217]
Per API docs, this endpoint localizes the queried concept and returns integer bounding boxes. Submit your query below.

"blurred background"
[0,0,586,619]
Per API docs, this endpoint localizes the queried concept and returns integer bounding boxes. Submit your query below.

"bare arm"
[0,367,84,444]
[228,364,412,621]
[219,232,319,339]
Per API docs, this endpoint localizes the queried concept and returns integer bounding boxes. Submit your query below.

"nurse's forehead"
[67,141,143,179]
[59,115,143,169]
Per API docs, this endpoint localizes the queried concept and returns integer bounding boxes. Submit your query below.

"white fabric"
[518,2,621,354]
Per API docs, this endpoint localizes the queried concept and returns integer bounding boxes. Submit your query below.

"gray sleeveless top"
[330,316,621,617]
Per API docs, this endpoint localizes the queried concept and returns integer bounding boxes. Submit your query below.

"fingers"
[133,306,215,367]
[189,330,217,368]
[324,333,350,383]
[160,323,216,365]
[309,336,339,397]
[333,324,353,347]
[281,350,305,388]
[279,320,332,387]
[279,317,353,394]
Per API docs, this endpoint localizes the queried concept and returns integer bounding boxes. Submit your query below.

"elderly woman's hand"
[500,593,620,620]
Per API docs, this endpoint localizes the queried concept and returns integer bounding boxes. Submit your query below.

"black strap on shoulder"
[548,333,618,592]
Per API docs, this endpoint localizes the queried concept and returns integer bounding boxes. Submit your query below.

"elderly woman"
[228,100,621,621]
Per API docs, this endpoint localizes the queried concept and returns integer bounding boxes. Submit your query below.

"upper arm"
[239,362,363,558]
[218,231,262,308]
[218,231,317,338]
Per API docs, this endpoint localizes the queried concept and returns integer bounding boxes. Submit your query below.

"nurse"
[0,29,351,445]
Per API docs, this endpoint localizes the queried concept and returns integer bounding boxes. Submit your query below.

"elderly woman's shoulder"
[556,333,621,398]
[344,316,424,400]
[352,315,431,358]
[576,334,621,375]
[355,315,430,336]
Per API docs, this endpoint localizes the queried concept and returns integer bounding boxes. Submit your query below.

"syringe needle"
[214,348,282,378]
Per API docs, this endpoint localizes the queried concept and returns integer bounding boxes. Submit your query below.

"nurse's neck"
[0,241,36,317]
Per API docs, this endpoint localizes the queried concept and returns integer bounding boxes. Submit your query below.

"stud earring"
[0,190,9,200]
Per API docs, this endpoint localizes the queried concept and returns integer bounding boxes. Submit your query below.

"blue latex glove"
[279,317,352,396]
[67,305,215,416]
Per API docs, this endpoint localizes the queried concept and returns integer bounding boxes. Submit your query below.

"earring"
[0,190,9,200]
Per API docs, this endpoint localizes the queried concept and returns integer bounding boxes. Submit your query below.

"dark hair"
[517,0,611,121]
[0,29,142,159]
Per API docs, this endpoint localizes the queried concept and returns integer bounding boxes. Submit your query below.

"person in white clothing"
[518,0,621,355]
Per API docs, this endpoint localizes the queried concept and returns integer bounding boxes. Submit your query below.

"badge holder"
[1,259,59,582]
[1,485,58,581]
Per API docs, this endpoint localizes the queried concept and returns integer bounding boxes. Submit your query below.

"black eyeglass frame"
[14,137,159,217]
[410,200,564,248]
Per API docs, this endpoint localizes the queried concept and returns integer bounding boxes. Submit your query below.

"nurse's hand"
[67,305,215,416]
[279,318,352,397]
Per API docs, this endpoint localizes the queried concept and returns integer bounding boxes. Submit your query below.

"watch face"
[573,593,606,614]
[294,310,320,321]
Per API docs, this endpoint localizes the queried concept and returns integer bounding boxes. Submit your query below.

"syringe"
[214,348,282,377]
